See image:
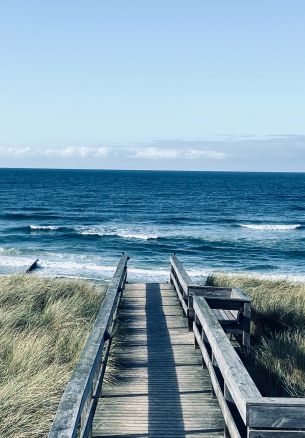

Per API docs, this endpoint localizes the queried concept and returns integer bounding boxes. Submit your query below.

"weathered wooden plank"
[251,398,305,406]
[231,287,252,303]
[93,283,224,437]
[224,309,237,321]
[205,298,244,310]
[193,295,260,423]
[247,400,305,429]
[247,430,305,437]
[189,285,232,299]
[218,309,229,320]
[189,286,250,305]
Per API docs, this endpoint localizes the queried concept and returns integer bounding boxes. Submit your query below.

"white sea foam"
[188,268,210,278]
[40,259,115,273]
[0,247,22,255]
[127,267,169,281]
[30,225,60,231]
[0,256,34,267]
[240,224,301,231]
[117,232,158,240]
[25,254,171,281]
[41,260,169,280]
[76,225,158,240]
[1,252,305,284]
[26,223,195,240]
[78,229,113,236]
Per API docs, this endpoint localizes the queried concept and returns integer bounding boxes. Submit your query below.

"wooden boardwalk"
[49,255,305,437]
[93,283,224,437]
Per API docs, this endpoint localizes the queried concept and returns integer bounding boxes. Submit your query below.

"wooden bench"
[170,255,251,347]
[189,285,251,347]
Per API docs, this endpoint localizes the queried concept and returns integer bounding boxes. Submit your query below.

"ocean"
[0,168,305,282]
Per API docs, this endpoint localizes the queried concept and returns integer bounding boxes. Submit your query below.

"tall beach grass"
[0,274,106,438]
[207,273,305,397]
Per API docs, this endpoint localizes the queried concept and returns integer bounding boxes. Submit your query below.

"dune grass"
[0,274,106,438]
[207,273,305,397]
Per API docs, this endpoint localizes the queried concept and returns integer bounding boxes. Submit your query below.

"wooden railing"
[170,254,305,437]
[170,254,251,347]
[49,253,129,438]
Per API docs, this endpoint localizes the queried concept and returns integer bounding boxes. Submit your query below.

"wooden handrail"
[48,253,129,438]
[170,254,193,295]
[193,295,260,422]
[171,254,305,436]
[193,295,305,436]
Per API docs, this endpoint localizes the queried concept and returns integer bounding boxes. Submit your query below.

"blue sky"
[1,1,305,170]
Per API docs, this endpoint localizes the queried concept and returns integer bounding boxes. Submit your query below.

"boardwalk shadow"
[145,283,185,437]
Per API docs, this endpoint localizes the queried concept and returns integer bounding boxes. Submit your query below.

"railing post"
[224,383,233,437]
[187,297,193,332]
[193,315,199,349]
[211,353,217,398]
[169,267,174,285]
[80,383,93,438]
[201,326,208,369]
[242,302,251,349]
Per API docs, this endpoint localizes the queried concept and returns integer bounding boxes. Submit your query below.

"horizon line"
[1,166,305,174]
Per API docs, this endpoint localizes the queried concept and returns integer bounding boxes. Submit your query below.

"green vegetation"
[0,274,106,438]
[207,273,305,397]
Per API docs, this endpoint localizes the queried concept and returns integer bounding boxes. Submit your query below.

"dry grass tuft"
[207,273,305,397]
[0,274,106,437]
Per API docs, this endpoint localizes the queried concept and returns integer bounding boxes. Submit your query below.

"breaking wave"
[240,224,302,231]
[30,225,61,231]
[76,226,158,240]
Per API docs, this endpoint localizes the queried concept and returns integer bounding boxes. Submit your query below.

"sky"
[0,1,305,171]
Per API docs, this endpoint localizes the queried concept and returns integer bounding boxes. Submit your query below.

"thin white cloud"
[0,146,109,159]
[1,136,305,171]
[0,147,32,157]
[95,147,108,158]
[132,146,228,160]
[185,149,228,159]
[45,147,86,157]
[133,147,179,159]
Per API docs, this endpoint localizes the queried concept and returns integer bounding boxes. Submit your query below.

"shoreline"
[2,266,305,284]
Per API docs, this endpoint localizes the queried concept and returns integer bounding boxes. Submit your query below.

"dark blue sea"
[0,168,305,282]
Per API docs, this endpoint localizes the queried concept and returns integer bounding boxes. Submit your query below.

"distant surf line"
[240,224,302,231]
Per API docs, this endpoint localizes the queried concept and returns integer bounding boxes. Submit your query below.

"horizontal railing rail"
[49,253,129,438]
[170,254,305,436]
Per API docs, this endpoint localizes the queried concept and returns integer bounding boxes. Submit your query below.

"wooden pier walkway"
[93,282,224,437]
[49,254,305,438]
